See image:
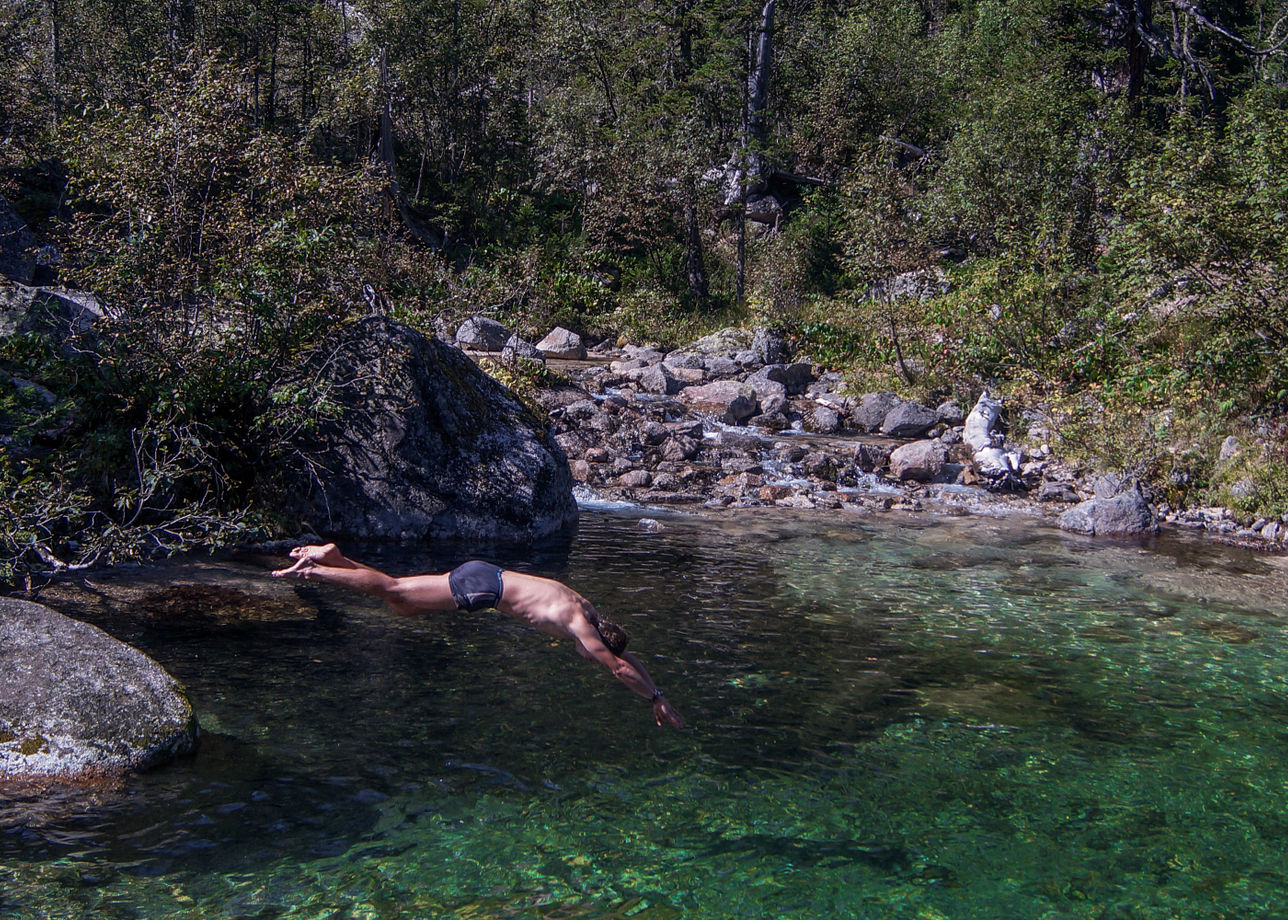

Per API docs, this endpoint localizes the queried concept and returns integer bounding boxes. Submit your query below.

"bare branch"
[1173,1,1288,56]
[879,134,930,160]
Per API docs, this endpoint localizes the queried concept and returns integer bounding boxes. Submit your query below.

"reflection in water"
[5,509,1288,918]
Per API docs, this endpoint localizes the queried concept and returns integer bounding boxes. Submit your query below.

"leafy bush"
[1106,88,1288,413]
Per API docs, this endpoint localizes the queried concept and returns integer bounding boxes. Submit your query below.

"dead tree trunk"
[378,48,444,250]
[745,0,774,194]
[684,190,710,303]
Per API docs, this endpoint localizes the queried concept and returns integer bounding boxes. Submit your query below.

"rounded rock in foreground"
[1,597,198,782]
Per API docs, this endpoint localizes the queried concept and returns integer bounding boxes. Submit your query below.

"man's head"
[590,612,629,656]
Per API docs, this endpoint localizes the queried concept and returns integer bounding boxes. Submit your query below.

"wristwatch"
[651,688,665,701]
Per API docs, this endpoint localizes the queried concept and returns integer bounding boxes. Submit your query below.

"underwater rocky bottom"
[5,508,1288,919]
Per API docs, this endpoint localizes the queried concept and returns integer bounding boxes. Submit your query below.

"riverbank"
[509,327,1287,555]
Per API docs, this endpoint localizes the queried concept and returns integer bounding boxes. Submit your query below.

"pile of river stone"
[454,319,1097,518]
[457,317,1288,545]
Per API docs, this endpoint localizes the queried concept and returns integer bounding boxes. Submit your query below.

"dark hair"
[589,611,629,656]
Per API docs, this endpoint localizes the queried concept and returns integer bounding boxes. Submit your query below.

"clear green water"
[6,509,1288,919]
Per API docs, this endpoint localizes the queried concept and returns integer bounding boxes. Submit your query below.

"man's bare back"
[272,544,683,728]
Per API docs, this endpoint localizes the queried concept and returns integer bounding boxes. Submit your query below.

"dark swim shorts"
[447,560,504,612]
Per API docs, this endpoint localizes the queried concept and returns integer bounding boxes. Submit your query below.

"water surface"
[5,509,1288,919]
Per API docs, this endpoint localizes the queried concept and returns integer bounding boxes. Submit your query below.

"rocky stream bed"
[465,321,1288,551]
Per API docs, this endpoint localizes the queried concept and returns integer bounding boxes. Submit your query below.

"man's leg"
[383,573,458,616]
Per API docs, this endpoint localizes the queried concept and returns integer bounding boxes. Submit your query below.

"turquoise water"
[5,509,1288,918]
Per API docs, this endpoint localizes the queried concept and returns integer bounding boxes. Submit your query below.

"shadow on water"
[0,730,384,875]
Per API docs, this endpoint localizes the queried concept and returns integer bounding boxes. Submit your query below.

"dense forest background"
[2,0,1287,576]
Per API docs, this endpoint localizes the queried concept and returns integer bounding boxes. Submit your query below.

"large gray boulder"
[866,268,951,302]
[888,439,947,482]
[756,362,813,396]
[662,351,707,371]
[851,392,904,432]
[751,326,789,365]
[743,370,789,415]
[0,196,35,284]
[1,597,198,781]
[880,402,939,438]
[535,326,587,360]
[679,380,759,425]
[503,334,544,362]
[455,316,512,352]
[685,327,755,357]
[1059,486,1159,537]
[0,284,106,346]
[638,362,684,396]
[286,316,578,541]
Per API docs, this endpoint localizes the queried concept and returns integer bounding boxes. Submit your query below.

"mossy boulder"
[284,316,577,541]
[0,597,198,782]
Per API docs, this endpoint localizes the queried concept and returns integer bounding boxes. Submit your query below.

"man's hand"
[271,543,344,578]
[653,694,684,729]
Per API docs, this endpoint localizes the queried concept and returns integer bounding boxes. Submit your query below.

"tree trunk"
[379,48,396,172]
[167,0,194,59]
[266,7,280,126]
[378,47,443,251]
[736,201,746,302]
[745,0,774,191]
[684,194,709,303]
[47,0,59,123]
[1127,0,1151,101]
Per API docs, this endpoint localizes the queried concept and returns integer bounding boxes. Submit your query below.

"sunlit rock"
[851,392,903,432]
[0,598,198,783]
[454,315,511,352]
[1059,485,1159,536]
[880,401,939,438]
[888,439,947,482]
[536,326,586,360]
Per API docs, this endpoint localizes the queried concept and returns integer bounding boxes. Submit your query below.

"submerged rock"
[285,316,577,541]
[0,597,198,782]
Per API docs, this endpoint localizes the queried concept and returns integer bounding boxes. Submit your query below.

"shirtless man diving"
[272,544,684,728]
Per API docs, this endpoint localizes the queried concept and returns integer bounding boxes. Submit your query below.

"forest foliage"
[2,0,1288,577]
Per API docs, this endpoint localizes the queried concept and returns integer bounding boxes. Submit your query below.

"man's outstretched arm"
[272,543,457,616]
[272,544,406,610]
[572,621,684,728]
[622,650,685,729]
